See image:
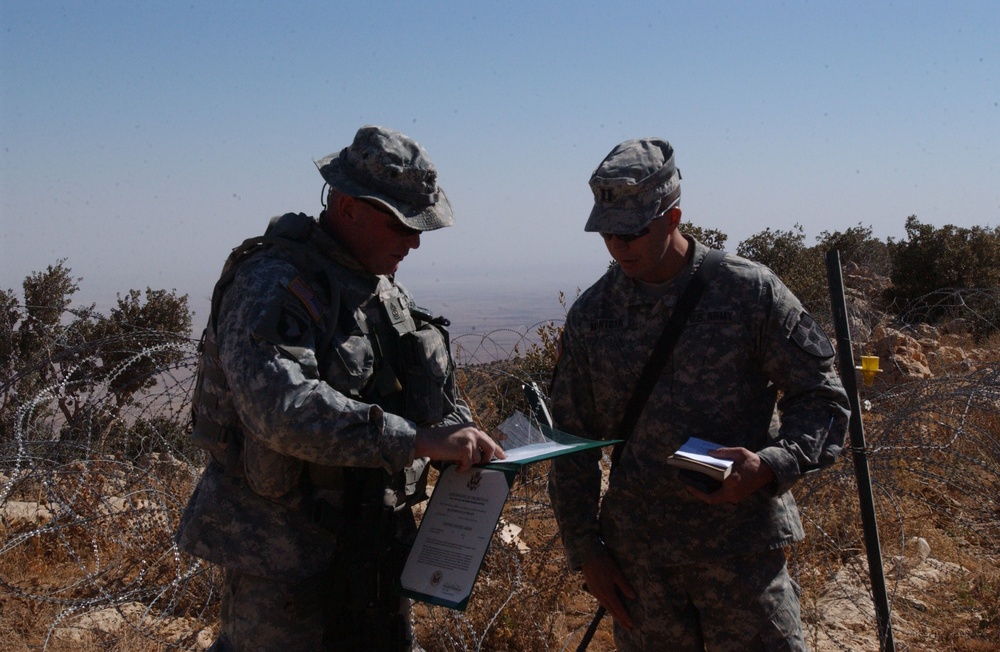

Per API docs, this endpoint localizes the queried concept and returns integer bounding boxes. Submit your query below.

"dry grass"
[2,321,999,651]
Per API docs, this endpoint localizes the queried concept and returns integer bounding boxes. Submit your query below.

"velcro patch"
[791,313,835,358]
[690,309,739,325]
[287,276,324,323]
[384,295,410,326]
[277,309,309,342]
[587,317,626,332]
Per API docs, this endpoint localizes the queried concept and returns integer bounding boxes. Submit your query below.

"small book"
[667,437,733,491]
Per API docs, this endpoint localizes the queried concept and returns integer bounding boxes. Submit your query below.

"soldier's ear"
[337,194,361,223]
[667,207,682,230]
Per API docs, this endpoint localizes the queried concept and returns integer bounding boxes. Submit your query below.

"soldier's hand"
[415,423,506,472]
[581,553,635,631]
[687,446,775,504]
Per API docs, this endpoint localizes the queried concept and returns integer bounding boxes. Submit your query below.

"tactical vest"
[189,212,454,508]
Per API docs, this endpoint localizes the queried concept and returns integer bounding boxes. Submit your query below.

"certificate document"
[398,411,620,610]
[398,465,512,610]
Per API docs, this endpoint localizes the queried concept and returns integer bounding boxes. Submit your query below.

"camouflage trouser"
[611,547,806,652]
[209,567,418,652]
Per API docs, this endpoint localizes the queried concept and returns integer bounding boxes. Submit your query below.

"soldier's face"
[348,198,422,275]
[603,213,674,283]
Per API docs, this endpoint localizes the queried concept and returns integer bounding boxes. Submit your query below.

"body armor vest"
[189,213,454,507]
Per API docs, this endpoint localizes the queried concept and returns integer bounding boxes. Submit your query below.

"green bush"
[684,223,729,251]
[886,216,1000,338]
[736,224,830,316]
[816,223,892,277]
[2,261,194,459]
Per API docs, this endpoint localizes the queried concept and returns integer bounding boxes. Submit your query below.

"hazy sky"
[2,1,998,321]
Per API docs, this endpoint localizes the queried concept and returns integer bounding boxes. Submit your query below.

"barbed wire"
[1,311,998,650]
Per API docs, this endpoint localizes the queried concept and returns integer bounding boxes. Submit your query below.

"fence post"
[826,250,896,652]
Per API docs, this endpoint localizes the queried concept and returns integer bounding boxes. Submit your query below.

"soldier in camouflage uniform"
[176,126,504,651]
[547,138,850,651]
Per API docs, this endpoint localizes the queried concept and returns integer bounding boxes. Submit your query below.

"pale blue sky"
[2,1,998,322]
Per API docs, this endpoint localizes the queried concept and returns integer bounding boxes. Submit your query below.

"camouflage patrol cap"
[584,138,681,234]
[315,125,454,231]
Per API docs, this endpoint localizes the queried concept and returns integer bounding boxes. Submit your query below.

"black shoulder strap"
[206,228,322,333]
[611,248,726,466]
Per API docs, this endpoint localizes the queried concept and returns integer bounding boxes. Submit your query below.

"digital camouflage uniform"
[548,138,850,652]
[177,127,464,651]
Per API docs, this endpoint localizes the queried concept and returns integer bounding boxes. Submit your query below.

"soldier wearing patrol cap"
[176,125,504,651]
[547,137,850,651]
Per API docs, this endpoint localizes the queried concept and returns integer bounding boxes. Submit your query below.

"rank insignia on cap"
[287,277,324,323]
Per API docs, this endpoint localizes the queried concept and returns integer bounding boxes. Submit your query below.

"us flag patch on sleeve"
[287,276,324,323]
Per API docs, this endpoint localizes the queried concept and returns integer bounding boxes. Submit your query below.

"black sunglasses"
[599,208,672,243]
[358,198,421,236]
[600,225,651,243]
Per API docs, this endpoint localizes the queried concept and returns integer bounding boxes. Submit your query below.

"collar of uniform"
[619,235,708,316]
[681,235,711,283]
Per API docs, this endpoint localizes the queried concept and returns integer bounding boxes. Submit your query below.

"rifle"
[337,467,414,649]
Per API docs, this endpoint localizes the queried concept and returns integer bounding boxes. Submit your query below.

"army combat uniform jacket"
[548,238,851,569]
[176,212,470,582]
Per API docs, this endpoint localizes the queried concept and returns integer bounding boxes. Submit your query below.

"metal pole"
[523,381,554,430]
[826,250,896,652]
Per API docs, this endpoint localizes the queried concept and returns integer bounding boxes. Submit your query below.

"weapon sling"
[578,247,725,652]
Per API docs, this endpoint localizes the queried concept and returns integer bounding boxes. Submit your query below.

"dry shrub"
[3,316,999,651]
[413,462,591,651]
[793,367,1000,651]
[0,456,217,651]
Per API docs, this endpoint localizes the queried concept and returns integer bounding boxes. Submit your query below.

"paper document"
[399,411,621,610]
[399,465,511,610]
[486,411,619,470]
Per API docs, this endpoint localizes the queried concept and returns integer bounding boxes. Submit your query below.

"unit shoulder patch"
[790,312,835,358]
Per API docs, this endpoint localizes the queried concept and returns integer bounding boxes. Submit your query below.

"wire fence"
[1,312,998,651]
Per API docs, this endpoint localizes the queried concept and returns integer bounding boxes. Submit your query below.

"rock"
[926,345,977,374]
[52,603,143,642]
[0,500,53,529]
[52,602,215,649]
[870,326,933,382]
[909,536,931,560]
